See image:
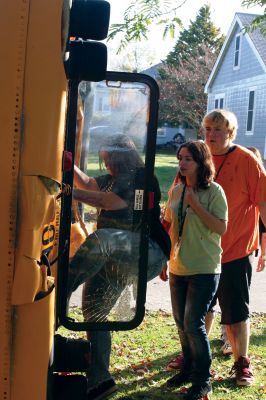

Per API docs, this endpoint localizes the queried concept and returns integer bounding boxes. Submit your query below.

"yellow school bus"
[0,1,160,399]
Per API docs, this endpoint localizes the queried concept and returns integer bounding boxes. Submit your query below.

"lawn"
[86,151,178,204]
[154,151,178,203]
[109,312,266,400]
[66,152,266,399]
[60,310,266,400]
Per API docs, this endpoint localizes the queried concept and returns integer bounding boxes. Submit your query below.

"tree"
[156,5,224,131]
[165,4,224,66]
[158,45,218,131]
[242,0,266,34]
[108,0,266,50]
[108,0,186,52]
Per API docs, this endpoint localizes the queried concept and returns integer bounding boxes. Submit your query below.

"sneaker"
[166,370,190,387]
[183,383,212,400]
[221,341,233,356]
[230,356,254,386]
[87,378,118,400]
[166,353,184,370]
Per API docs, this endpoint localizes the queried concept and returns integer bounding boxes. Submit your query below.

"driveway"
[146,263,266,313]
[70,259,266,313]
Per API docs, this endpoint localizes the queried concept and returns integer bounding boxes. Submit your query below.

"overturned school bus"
[0,1,161,399]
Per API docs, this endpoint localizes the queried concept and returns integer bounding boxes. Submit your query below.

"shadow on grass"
[111,314,266,399]
[112,352,185,399]
[112,333,266,399]
[249,326,266,348]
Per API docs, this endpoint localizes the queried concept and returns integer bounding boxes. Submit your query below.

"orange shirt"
[213,146,266,263]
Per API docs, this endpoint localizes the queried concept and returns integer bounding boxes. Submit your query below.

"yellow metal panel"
[20,0,67,181]
[0,0,68,398]
[0,1,30,399]
[11,286,55,400]
[12,176,58,304]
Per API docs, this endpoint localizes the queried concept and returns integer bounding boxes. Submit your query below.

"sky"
[107,0,264,66]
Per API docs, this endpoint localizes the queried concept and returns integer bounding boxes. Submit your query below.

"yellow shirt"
[165,182,228,275]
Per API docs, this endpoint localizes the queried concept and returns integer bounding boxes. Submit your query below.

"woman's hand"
[185,186,200,209]
[74,165,99,191]
[185,187,227,236]
[159,265,168,282]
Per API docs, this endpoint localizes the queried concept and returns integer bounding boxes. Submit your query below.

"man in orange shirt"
[202,109,266,386]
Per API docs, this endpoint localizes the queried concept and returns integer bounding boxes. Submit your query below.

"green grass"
[154,152,178,202]
[110,312,266,400]
[86,152,178,203]
[59,310,266,399]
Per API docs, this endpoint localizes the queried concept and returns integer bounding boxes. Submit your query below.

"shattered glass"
[67,78,151,323]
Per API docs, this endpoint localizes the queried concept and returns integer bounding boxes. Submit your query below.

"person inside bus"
[67,134,171,399]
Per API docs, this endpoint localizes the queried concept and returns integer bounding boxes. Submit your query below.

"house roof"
[205,12,266,92]
[141,63,162,79]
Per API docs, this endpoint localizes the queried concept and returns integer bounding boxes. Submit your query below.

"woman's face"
[99,151,114,175]
[178,147,198,180]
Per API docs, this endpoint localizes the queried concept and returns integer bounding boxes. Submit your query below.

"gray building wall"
[212,26,265,87]
[207,25,266,160]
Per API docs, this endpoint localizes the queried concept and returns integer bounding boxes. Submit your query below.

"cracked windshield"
[67,79,150,322]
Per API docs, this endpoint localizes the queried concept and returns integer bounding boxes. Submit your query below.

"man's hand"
[257,256,265,272]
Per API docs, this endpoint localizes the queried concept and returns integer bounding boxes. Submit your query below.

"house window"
[157,127,166,137]
[233,34,241,69]
[214,94,225,109]
[246,89,256,134]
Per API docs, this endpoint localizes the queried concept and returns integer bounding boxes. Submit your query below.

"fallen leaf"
[135,367,149,375]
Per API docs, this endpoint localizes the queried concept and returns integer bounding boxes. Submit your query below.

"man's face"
[204,119,232,155]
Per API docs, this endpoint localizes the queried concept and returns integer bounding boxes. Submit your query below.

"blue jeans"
[169,273,220,386]
[68,228,167,387]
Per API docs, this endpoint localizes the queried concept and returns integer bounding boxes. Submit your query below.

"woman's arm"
[73,188,128,210]
[74,165,99,191]
[186,187,227,235]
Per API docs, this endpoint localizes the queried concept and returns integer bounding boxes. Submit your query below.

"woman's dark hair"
[99,134,144,175]
[177,140,215,189]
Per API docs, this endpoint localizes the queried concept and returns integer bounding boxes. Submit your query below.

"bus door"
[57,71,160,332]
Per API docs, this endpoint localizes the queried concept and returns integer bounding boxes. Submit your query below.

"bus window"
[58,72,160,331]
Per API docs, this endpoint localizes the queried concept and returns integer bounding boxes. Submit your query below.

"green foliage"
[242,0,266,35]
[158,44,218,130]
[108,0,266,53]
[156,5,224,130]
[166,4,224,66]
[108,0,185,53]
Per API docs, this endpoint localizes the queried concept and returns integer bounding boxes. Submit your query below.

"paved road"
[71,259,266,313]
[146,263,266,313]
